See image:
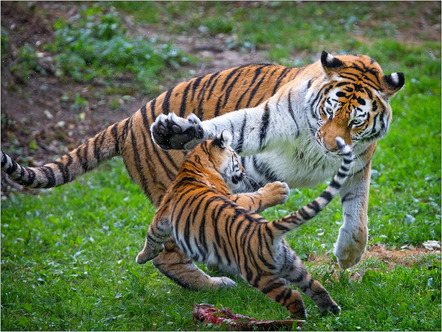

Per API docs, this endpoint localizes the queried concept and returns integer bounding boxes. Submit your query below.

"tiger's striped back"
[124,64,301,205]
[2,64,300,203]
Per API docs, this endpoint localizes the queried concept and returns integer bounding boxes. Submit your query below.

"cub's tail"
[269,137,354,236]
[1,118,129,189]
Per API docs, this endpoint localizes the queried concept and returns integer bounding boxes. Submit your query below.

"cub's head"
[206,130,246,189]
[313,51,405,154]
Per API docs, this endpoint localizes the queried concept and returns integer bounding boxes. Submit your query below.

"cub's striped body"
[136,132,354,318]
[2,52,404,289]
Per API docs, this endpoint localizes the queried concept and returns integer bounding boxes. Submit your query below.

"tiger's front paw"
[333,224,368,269]
[334,243,364,270]
[151,112,205,150]
[258,181,290,208]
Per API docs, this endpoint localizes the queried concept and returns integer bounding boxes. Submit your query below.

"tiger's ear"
[212,130,232,149]
[321,51,344,78]
[382,72,405,97]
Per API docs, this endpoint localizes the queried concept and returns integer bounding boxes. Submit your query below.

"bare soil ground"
[306,243,441,282]
[308,244,441,267]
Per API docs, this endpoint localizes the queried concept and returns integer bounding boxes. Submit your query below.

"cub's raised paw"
[151,113,205,150]
[259,181,290,208]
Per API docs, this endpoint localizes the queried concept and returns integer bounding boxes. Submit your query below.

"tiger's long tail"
[1,117,129,189]
[269,137,354,237]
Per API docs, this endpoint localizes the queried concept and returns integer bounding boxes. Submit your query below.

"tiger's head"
[179,129,247,192]
[312,51,405,154]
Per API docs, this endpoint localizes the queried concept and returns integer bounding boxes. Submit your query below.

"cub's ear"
[212,130,232,149]
[382,72,405,97]
[321,51,344,78]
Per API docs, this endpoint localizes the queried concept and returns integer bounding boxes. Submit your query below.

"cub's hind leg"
[136,209,235,290]
[254,275,307,319]
[152,240,236,290]
[284,253,340,315]
[136,214,171,264]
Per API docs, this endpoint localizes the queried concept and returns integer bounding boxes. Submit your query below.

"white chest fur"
[241,136,367,189]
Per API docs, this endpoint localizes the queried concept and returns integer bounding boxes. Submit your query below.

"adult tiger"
[2,51,404,290]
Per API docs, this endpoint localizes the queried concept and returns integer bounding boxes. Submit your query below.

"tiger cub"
[136,130,354,318]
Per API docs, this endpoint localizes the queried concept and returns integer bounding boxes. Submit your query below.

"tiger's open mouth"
[314,136,335,157]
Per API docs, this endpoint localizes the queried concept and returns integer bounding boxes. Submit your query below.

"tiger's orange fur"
[2,63,299,203]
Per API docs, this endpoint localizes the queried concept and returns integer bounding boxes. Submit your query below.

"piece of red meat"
[192,303,305,331]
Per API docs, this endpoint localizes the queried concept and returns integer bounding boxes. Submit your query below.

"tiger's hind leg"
[136,213,171,264]
[152,240,236,290]
[254,275,307,319]
[284,254,340,315]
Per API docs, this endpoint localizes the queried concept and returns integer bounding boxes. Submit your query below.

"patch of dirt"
[305,243,440,283]
[307,243,440,281]
[127,15,269,82]
[1,2,141,163]
[366,243,440,269]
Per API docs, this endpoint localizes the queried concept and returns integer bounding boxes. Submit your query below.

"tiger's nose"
[324,136,352,152]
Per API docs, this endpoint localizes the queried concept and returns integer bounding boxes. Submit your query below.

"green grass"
[2,161,440,330]
[111,2,440,65]
[2,2,441,331]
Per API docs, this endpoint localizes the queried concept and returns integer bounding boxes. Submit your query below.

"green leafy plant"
[8,44,46,83]
[51,5,190,94]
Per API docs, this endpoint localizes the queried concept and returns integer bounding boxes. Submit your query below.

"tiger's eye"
[350,119,361,127]
[325,108,334,119]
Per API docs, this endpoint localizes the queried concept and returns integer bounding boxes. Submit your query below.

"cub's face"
[210,131,246,190]
[313,52,404,155]
[221,150,245,190]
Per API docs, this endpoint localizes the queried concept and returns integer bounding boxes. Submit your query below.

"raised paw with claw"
[151,113,205,150]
